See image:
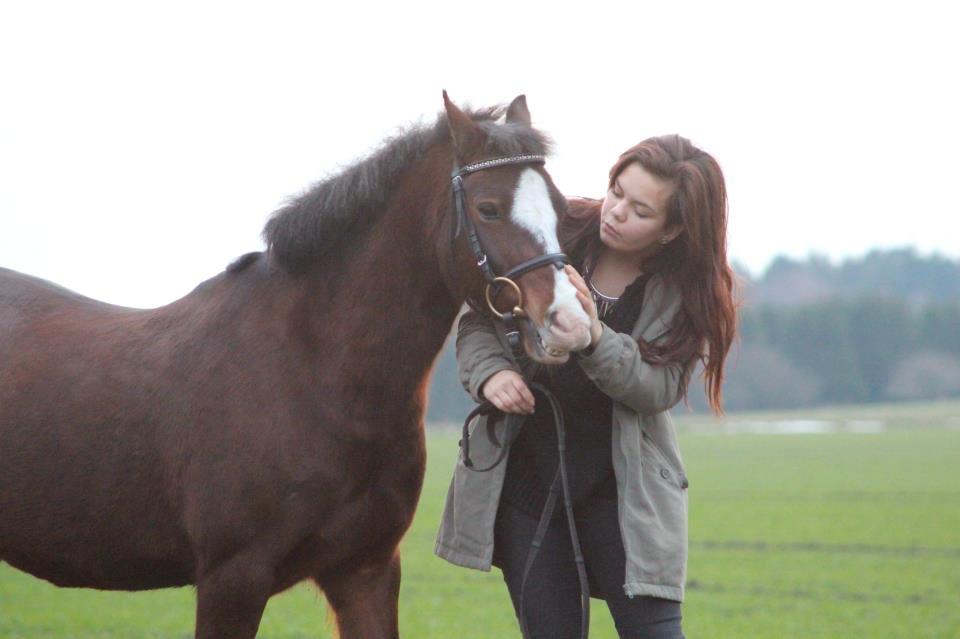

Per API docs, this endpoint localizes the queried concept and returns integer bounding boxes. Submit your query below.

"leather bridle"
[451,154,570,350]
[453,154,591,639]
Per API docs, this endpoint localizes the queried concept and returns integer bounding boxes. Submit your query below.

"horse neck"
[293,148,463,402]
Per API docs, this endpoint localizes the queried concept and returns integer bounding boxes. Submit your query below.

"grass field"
[2,399,959,638]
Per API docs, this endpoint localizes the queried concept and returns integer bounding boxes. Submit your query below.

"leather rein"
[453,155,591,639]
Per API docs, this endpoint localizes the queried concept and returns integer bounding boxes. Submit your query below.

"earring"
[659,237,671,245]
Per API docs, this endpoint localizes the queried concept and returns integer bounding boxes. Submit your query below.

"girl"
[436,135,737,638]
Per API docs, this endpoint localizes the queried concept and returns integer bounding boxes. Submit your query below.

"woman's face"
[599,162,682,263]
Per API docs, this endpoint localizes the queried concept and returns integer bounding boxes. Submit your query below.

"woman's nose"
[612,202,628,221]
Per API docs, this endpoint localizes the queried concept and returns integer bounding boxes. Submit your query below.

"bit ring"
[485,277,525,319]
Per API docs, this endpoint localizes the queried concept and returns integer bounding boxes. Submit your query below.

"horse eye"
[477,202,501,220]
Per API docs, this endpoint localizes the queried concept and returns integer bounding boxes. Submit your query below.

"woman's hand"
[564,265,603,346]
[481,369,535,414]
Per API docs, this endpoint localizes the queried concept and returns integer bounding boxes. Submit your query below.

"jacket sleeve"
[576,320,695,417]
[456,309,521,403]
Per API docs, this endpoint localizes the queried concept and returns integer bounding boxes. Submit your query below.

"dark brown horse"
[0,93,592,638]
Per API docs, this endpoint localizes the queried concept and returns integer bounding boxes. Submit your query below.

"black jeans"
[493,498,685,639]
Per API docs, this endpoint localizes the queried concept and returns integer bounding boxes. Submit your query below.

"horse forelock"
[261,105,553,274]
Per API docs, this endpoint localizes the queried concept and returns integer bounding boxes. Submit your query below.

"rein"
[460,383,590,639]
[454,154,590,639]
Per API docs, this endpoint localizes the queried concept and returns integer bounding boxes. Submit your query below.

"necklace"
[587,275,619,320]
[585,251,646,320]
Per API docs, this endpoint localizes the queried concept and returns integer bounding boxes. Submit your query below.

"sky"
[1,1,957,308]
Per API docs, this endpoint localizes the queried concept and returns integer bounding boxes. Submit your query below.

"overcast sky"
[1,1,957,308]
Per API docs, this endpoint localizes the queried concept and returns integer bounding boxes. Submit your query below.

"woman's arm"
[457,282,693,416]
[565,265,695,416]
[576,322,695,416]
[455,309,521,403]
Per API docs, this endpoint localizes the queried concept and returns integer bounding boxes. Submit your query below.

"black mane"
[262,105,553,273]
[226,251,262,274]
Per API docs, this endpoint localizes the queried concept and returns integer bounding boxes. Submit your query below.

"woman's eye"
[477,202,500,220]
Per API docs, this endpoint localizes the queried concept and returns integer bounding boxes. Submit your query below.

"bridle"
[453,154,591,639]
[451,154,570,350]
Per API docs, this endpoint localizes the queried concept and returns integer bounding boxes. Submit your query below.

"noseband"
[451,155,570,348]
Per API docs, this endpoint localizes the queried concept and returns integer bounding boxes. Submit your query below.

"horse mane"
[226,251,262,274]
[262,105,553,274]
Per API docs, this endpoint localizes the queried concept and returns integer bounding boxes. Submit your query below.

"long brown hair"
[559,135,739,415]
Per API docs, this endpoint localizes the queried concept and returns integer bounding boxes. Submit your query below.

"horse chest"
[271,431,425,583]
[330,434,426,536]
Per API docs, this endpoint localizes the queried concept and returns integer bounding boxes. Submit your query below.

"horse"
[0,92,593,638]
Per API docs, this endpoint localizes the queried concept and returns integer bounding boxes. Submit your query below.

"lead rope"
[461,380,590,639]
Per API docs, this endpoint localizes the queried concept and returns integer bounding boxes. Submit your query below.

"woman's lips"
[602,221,620,238]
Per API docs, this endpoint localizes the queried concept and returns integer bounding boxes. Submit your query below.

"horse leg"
[320,552,402,639]
[193,554,274,639]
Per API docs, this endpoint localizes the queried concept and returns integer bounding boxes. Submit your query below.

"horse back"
[0,267,200,586]
[0,258,428,592]
[0,258,338,589]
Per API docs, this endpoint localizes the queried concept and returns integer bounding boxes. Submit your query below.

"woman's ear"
[662,225,685,244]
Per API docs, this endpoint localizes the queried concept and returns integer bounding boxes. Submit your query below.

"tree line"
[427,247,960,420]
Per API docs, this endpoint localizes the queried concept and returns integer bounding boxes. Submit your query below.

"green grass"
[2,399,960,637]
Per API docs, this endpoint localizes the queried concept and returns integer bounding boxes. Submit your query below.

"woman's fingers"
[490,393,511,413]
[564,265,588,292]
[576,290,598,321]
[494,390,524,414]
[490,384,533,414]
[482,369,535,414]
[512,379,535,412]
[502,384,532,414]
[565,266,595,318]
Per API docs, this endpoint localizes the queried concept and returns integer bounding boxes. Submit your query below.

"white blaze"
[510,169,589,324]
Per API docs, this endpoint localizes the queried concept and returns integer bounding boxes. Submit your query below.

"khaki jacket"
[434,271,695,602]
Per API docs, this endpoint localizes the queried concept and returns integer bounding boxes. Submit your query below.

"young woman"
[435,135,737,638]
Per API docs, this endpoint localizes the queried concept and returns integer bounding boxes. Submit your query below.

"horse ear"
[443,90,484,161]
[505,94,531,126]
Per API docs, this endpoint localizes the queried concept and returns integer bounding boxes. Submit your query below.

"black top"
[500,270,652,520]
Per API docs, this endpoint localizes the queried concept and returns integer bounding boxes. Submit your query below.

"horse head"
[444,92,592,365]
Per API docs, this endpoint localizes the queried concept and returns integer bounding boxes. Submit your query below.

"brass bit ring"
[485,277,525,319]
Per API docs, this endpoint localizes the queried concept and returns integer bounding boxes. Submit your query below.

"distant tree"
[428,249,960,417]
[751,254,837,306]
[731,259,755,281]
[918,301,960,360]
[839,247,960,304]
[847,297,914,401]
[749,247,960,308]
[774,300,869,403]
[719,341,822,410]
[886,351,960,400]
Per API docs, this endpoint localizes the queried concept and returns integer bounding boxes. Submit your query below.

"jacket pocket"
[641,430,689,490]
[627,426,689,593]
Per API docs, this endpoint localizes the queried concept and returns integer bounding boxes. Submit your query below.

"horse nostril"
[547,309,559,327]
[548,309,572,332]
[548,308,591,335]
